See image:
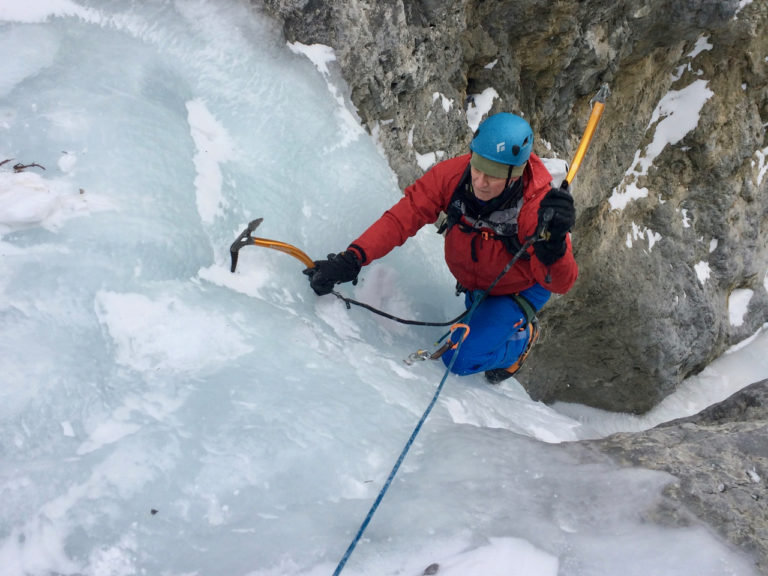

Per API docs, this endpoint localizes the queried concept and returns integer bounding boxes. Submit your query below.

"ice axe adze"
[229,218,315,273]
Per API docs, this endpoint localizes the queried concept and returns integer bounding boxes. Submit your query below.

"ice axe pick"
[229,218,315,273]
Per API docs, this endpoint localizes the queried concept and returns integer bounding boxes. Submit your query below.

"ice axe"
[562,83,610,189]
[229,218,315,273]
[539,83,610,240]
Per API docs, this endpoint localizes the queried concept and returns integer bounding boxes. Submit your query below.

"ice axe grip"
[230,218,315,272]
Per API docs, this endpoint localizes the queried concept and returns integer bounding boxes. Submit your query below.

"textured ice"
[0,2,762,575]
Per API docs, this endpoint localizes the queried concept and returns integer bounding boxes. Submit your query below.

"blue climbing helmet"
[470,113,534,169]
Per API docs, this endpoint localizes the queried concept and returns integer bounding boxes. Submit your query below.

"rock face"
[584,379,768,571]
[257,0,768,414]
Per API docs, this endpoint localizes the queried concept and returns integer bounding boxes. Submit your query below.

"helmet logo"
[496,142,505,153]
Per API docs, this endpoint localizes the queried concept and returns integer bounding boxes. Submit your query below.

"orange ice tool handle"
[230,218,315,272]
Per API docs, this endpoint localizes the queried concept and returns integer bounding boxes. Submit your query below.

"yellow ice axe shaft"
[563,83,610,187]
[249,237,315,269]
[230,218,315,272]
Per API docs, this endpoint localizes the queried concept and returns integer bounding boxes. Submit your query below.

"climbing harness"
[402,231,543,365]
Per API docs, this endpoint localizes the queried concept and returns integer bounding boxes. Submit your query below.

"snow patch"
[0,170,114,236]
[681,208,691,228]
[609,80,713,211]
[754,146,768,187]
[694,261,711,285]
[287,42,364,149]
[610,179,649,210]
[415,150,445,171]
[466,87,499,132]
[434,537,558,576]
[736,0,754,16]
[729,288,754,327]
[541,157,569,188]
[625,222,662,251]
[432,92,453,113]
[94,291,253,373]
[186,99,235,226]
[686,35,713,59]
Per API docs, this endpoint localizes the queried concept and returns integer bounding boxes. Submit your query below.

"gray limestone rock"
[583,379,768,571]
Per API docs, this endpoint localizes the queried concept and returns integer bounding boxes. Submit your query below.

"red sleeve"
[348,155,469,264]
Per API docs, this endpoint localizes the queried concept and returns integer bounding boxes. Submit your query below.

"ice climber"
[303,113,577,383]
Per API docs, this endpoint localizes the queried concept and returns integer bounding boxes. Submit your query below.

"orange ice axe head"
[230,218,315,273]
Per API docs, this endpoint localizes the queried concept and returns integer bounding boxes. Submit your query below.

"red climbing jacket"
[348,153,578,296]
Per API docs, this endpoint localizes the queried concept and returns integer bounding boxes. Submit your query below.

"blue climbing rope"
[331,231,542,575]
[331,314,476,576]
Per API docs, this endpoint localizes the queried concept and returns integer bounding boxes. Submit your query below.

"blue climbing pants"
[441,284,550,375]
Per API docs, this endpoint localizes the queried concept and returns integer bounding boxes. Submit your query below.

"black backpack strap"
[510,292,537,324]
[437,162,472,235]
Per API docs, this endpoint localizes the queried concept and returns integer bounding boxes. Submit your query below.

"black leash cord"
[330,291,468,326]
[328,226,546,327]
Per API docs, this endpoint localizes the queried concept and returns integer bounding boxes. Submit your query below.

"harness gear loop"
[502,318,540,376]
[448,323,470,349]
[419,322,470,361]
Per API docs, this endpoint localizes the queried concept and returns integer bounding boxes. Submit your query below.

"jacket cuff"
[347,244,367,265]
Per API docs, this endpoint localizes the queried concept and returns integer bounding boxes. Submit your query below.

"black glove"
[303,251,362,295]
[534,187,576,265]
